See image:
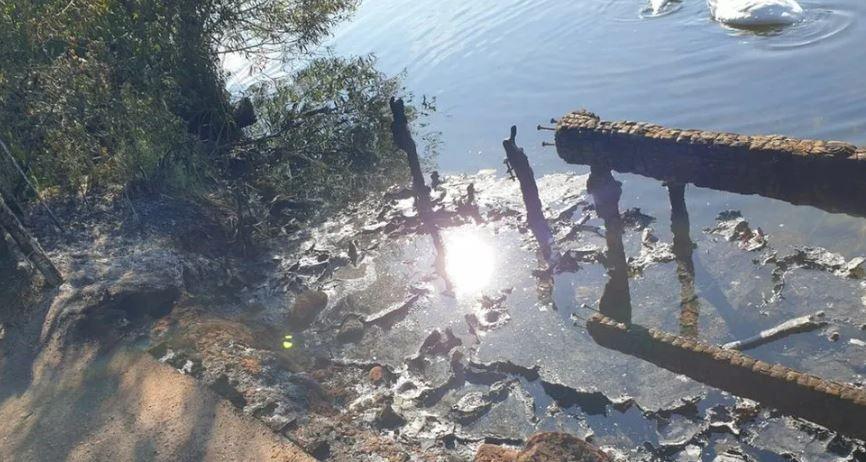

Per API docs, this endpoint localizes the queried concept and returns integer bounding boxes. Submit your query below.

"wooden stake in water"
[389,98,451,290]
[502,126,555,263]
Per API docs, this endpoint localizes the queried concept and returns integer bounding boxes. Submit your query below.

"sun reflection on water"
[444,229,495,296]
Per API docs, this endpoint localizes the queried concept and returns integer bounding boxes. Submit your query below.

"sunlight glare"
[445,229,495,296]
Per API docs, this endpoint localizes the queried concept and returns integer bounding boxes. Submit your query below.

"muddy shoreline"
[3,169,866,461]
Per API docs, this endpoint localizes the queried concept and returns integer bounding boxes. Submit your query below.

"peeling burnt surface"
[556,110,866,219]
[762,247,866,304]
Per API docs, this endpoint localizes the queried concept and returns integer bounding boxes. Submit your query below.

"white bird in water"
[649,0,676,15]
[708,0,804,27]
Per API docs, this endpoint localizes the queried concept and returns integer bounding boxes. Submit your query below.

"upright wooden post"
[0,193,62,286]
[502,126,555,263]
[389,98,450,289]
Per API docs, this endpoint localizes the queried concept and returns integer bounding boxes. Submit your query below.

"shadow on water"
[587,166,632,324]
[667,182,701,338]
[587,167,725,337]
[582,160,866,443]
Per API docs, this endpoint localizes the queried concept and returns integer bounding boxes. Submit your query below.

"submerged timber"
[555,110,866,218]
[587,314,866,441]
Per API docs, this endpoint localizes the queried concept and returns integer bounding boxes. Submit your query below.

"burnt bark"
[588,314,866,441]
[389,98,450,289]
[0,192,62,286]
[502,126,554,262]
[556,110,866,219]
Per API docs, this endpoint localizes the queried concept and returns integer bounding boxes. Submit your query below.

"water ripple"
[748,6,857,49]
[639,0,685,20]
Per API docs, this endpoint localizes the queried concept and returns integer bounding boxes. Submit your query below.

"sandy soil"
[0,343,313,462]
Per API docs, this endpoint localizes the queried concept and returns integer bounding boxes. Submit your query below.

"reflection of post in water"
[389,98,451,290]
[587,166,631,323]
[668,182,700,338]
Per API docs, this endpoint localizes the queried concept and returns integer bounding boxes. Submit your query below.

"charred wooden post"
[587,313,866,441]
[588,167,632,324]
[389,98,450,288]
[430,171,442,189]
[502,126,555,262]
[0,193,62,286]
[456,183,483,224]
[667,183,700,338]
[555,110,866,218]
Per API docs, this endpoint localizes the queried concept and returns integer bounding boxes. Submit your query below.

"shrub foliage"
[0,0,421,224]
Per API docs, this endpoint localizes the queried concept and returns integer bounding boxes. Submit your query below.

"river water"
[324,0,865,172]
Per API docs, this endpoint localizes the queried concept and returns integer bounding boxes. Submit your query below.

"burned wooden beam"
[555,110,866,218]
[587,313,866,440]
[503,126,555,262]
[0,193,62,286]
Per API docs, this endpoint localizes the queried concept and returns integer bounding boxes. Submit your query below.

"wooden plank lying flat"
[586,314,866,440]
[555,110,866,218]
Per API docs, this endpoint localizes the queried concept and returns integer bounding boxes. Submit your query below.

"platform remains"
[587,314,866,441]
[556,110,866,217]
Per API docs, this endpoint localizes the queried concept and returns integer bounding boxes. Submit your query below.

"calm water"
[229,0,866,252]
[329,0,866,173]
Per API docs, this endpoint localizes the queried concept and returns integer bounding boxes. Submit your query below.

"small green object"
[282,334,294,350]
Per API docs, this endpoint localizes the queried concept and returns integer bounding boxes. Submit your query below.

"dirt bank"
[0,345,312,461]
